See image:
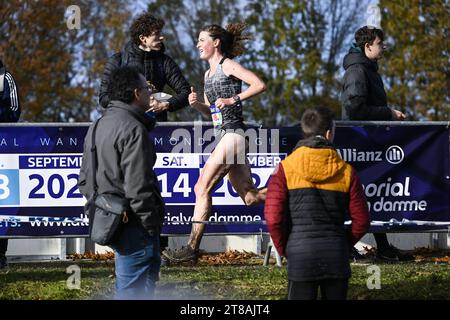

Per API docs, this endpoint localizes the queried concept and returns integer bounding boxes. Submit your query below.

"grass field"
[0,260,115,300]
[159,260,450,300]
[0,254,449,300]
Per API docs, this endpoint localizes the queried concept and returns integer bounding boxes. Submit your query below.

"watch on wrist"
[232,95,241,103]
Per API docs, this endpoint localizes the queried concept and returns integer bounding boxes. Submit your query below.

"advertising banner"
[334,125,450,232]
[0,123,448,237]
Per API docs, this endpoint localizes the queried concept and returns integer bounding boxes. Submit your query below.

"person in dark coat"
[341,26,412,262]
[341,26,405,121]
[0,58,21,272]
[0,59,20,123]
[99,13,190,122]
[79,66,165,299]
[264,107,370,300]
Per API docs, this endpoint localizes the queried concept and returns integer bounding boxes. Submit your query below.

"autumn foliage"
[0,1,447,122]
[0,0,130,122]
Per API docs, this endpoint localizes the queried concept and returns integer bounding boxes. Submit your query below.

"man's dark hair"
[130,13,165,46]
[108,66,142,104]
[301,107,335,138]
[0,59,3,68]
[355,26,384,52]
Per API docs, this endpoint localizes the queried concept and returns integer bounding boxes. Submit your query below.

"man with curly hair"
[99,13,190,122]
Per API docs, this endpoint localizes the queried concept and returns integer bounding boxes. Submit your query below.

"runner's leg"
[226,133,266,206]
[187,135,237,250]
[228,162,266,206]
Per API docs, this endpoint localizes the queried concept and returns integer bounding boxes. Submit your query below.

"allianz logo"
[336,145,404,164]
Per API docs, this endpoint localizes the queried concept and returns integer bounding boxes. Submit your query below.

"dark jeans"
[288,278,348,300]
[0,239,7,255]
[110,225,161,300]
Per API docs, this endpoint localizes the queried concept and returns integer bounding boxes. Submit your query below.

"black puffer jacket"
[99,41,190,121]
[340,46,392,120]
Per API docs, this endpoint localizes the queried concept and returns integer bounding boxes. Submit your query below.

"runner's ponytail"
[201,23,251,58]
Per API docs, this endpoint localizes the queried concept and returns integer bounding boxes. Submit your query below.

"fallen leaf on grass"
[197,250,260,266]
[67,251,115,261]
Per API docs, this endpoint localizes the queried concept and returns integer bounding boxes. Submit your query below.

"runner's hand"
[189,86,199,107]
[215,97,234,109]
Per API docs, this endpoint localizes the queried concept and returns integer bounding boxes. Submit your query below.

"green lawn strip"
[157,265,287,299]
[158,262,450,300]
[349,263,450,300]
[0,260,115,300]
[1,261,449,300]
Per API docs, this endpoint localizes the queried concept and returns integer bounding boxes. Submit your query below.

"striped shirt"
[0,71,20,122]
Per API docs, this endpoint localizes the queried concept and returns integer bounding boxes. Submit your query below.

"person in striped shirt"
[0,58,21,272]
[0,59,21,123]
